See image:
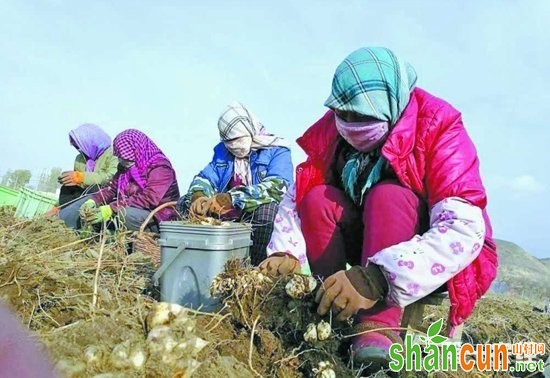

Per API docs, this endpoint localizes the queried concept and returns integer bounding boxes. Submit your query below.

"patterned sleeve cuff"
[368,197,486,307]
[188,176,216,197]
[229,177,288,212]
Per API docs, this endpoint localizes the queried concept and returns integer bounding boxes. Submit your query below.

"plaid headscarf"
[324,47,417,126]
[324,47,417,204]
[69,123,111,172]
[218,102,289,186]
[113,129,165,195]
[217,102,289,149]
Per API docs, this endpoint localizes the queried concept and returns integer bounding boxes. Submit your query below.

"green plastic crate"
[0,185,19,206]
[15,187,57,218]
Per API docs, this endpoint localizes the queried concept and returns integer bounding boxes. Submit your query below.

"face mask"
[118,158,135,169]
[334,115,389,152]
[224,136,252,158]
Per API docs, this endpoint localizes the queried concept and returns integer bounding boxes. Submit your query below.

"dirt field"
[0,208,548,377]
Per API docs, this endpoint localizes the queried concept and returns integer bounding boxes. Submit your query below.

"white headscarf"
[218,102,289,186]
[218,102,289,148]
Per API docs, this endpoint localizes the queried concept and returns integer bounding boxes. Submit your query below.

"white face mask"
[118,158,135,169]
[224,136,252,158]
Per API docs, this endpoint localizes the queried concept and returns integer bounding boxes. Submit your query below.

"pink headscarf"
[112,129,166,195]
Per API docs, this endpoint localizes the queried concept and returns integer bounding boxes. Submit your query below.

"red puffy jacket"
[295,87,498,326]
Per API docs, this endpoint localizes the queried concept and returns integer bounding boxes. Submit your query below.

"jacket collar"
[382,88,418,162]
[296,110,340,165]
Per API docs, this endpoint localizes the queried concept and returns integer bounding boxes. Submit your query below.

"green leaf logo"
[426,318,448,344]
[431,335,448,344]
[427,318,443,338]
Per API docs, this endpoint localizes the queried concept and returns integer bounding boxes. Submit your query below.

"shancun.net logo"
[389,318,546,373]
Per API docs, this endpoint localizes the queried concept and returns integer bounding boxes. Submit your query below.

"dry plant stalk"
[2,209,547,378]
[248,315,262,378]
[92,225,108,308]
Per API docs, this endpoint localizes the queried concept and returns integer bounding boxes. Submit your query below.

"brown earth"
[1,207,549,377]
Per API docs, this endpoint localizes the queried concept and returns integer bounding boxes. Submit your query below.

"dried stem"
[274,345,318,365]
[47,320,82,334]
[248,315,262,378]
[27,305,35,327]
[3,220,31,231]
[204,303,229,329]
[206,313,232,333]
[185,307,225,318]
[92,226,107,308]
[38,236,96,256]
[36,288,60,327]
[258,275,283,307]
[234,291,251,329]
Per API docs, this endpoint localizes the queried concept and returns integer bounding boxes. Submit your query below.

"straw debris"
[1,208,549,378]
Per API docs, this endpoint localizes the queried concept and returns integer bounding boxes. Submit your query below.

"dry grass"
[1,207,548,377]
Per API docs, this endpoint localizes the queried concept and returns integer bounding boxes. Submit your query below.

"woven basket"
[132,201,177,267]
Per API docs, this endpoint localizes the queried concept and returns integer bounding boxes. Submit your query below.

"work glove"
[79,199,97,221]
[258,252,301,276]
[315,265,388,322]
[44,206,60,217]
[79,199,97,211]
[189,196,211,216]
[83,205,113,225]
[178,190,206,213]
[58,171,85,186]
[207,193,233,216]
[190,191,206,203]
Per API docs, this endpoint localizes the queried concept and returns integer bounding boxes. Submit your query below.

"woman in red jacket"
[260,47,497,367]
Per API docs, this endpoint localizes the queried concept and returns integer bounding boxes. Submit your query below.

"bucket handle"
[152,242,187,286]
[139,201,178,235]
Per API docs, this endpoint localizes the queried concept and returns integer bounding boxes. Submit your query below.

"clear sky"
[1,1,549,257]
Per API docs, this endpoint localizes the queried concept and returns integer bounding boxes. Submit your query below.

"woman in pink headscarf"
[73,129,181,232]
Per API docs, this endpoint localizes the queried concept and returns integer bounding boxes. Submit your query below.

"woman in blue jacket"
[179,102,293,265]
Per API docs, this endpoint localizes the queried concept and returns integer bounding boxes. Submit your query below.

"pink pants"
[299,181,428,328]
